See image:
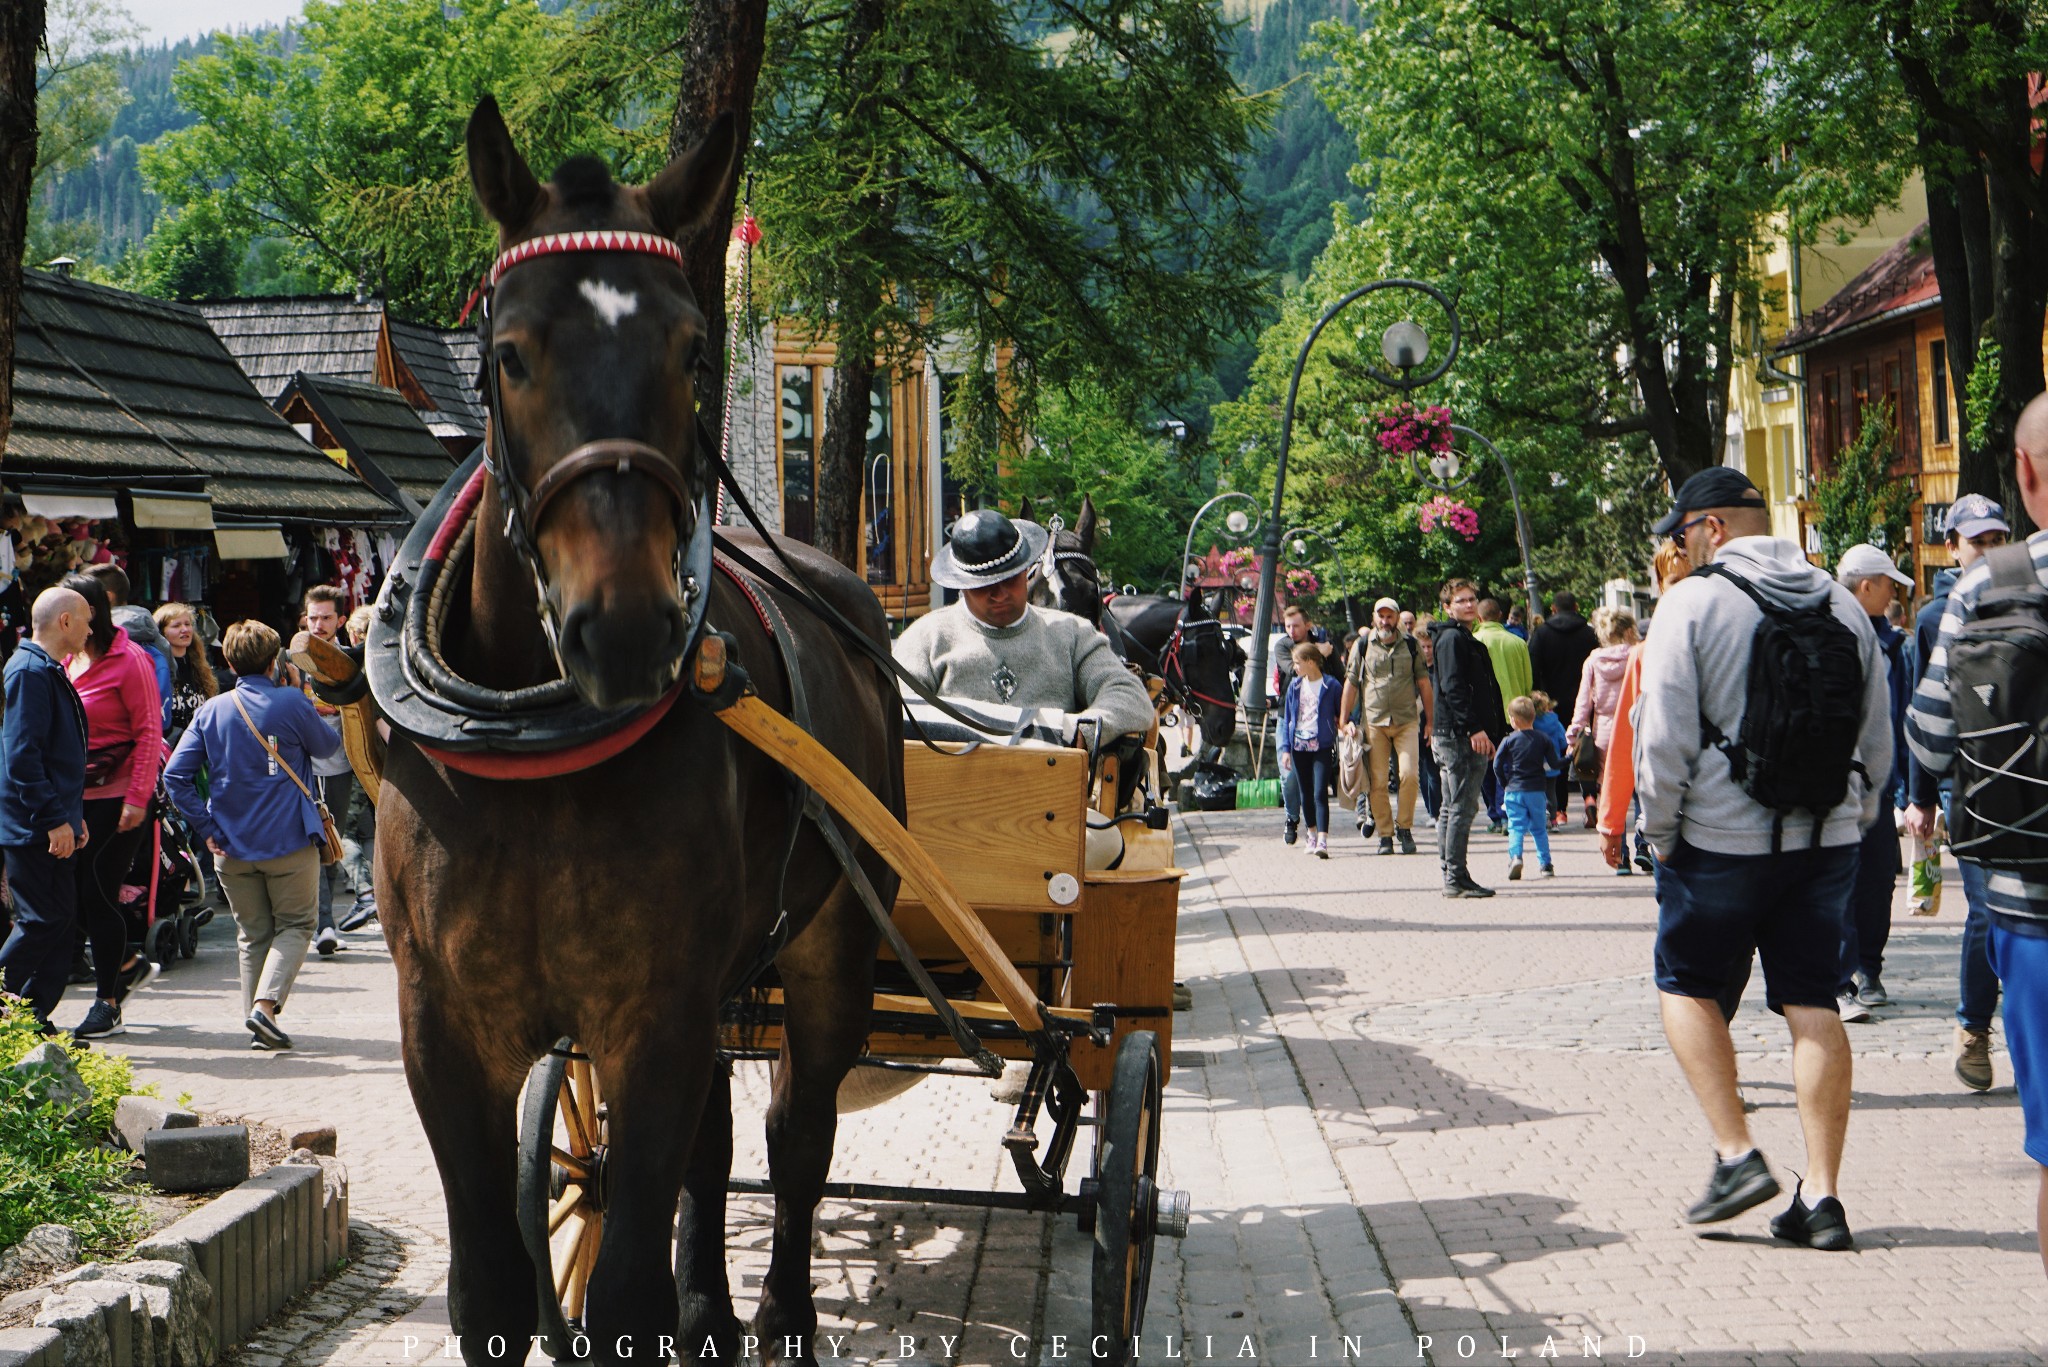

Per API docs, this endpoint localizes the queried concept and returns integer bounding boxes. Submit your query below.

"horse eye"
[495,342,529,382]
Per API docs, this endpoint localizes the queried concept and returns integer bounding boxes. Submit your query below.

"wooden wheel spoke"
[551,1146,589,1180]
[565,1211,601,1319]
[559,1083,592,1154]
[547,1187,585,1235]
[552,1212,584,1300]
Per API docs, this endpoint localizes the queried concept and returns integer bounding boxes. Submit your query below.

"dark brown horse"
[376,98,900,1365]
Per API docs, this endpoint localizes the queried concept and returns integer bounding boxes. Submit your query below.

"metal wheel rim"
[518,1040,608,1361]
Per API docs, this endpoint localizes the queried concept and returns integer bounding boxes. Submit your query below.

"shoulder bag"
[231,692,344,865]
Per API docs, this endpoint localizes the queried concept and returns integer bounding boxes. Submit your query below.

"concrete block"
[249,1163,314,1289]
[59,1260,211,1367]
[137,1186,269,1346]
[144,1125,249,1193]
[7,1044,91,1127]
[0,1327,64,1367]
[43,1281,146,1367]
[31,1287,113,1367]
[113,1096,199,1154]
[275,1119,335,1156]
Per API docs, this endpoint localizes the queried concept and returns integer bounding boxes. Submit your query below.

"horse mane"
[551,155,618,210]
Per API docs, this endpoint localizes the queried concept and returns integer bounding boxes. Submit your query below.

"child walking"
[1280,641,1343,858]
[1531,691,1570,828]
[1493,695,1561,880]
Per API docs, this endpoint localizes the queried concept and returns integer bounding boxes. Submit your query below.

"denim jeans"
[1957,859,2003,1031]
[1281,762,1302,828]
[1291,749,1334,832]
[1503,789,1550,865]
[1432,735,1487,882]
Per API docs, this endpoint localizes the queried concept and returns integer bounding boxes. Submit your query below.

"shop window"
[1850,363,1870,440]
[1821,372,1843,458]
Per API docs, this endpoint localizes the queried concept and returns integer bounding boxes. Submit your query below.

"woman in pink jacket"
[1565,606,1638,831]
[61,573,162,1040]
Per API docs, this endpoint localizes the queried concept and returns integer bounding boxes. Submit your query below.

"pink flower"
[1418,495,1479,543]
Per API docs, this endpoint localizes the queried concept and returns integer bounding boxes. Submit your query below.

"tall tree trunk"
[814,0,889,572]
[667,0,768,496]
[0,0,46,465]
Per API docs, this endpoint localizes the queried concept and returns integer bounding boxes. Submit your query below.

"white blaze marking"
[578,278,639,329]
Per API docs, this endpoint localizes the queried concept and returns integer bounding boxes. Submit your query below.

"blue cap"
[1943,494,2009,541]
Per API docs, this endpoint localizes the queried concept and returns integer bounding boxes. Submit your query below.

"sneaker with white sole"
[338,898,379,933]
[1838,992,1871,1023]
[73,1000,123,1039]
[1507,857,1524,881]
[315,926,340,956]
[116,955,160,1004]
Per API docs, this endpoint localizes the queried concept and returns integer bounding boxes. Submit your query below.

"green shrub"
[0,996,149,1251]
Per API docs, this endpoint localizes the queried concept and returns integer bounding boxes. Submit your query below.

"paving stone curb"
[0,1153,349,1367]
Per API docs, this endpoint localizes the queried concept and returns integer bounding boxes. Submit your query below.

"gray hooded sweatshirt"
[1633,535,1892,857]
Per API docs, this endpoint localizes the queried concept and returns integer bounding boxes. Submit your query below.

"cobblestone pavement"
[68,808,2048,1364]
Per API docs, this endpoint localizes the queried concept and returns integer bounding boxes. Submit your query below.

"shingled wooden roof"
[278,371,459,511]
[6,270,404,523]
[389,319,484,439]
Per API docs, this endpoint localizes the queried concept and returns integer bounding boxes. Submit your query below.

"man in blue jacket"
[0,588,93,1030]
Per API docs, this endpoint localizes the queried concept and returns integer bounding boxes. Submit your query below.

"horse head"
[1023,497,1107,630]
[465,95,736,708]
[1169,602,1241,746]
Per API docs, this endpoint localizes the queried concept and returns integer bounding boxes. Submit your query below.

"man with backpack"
[1340,597,1432,855]
[1907,392,2048,1281]
[1635,468,1892,1251]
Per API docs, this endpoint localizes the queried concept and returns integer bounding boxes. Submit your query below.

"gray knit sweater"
[893,604,1156,741]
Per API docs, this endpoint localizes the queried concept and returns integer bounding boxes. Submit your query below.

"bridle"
[1160,615,1237,713]
[472,229,715,677]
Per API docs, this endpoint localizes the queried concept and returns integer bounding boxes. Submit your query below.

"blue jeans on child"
[1503,789,1550,866]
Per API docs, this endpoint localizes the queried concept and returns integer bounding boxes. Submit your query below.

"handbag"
[232,693,344,865]
[1570,729,1604,783]
[83,740,135,788]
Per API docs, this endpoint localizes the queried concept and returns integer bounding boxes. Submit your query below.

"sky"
[137,0,305,46]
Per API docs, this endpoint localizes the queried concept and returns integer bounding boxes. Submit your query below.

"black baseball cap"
[1651,468,1767,536]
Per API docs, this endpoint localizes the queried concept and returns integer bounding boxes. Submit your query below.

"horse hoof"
[675,1298,742,1364]
[753,1307,819,1366]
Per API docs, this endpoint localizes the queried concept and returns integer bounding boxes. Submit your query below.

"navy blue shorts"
[1989,921,2048,1168]
[1653,837,1858,1014]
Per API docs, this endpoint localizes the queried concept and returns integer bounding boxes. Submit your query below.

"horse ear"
[645,111,738,241]
[1017,497,1034,524]
[1076,496,1098,554]
[466,95,543,234]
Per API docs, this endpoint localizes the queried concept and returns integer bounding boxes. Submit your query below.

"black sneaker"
[1634,850,1655,874]
[73,1000,123,1040]
[1376,837,1394,856]
[1283,821,1299,846]
[1684,1148,1779,1224]
[115,955,160,1005]
[1396,829,1416,855]
[1360,819,1376,839]
[1454,876,1495,899]
[1770,1182,1854,1251]
[246,1008,292,1050]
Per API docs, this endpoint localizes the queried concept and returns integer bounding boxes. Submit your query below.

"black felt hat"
[930,510,1051,590]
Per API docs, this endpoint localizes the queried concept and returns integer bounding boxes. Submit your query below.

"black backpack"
[1691,564,1868,850]
[1946,543,2048,869]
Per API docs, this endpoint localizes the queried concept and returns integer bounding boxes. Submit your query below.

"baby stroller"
[119,783,213,970]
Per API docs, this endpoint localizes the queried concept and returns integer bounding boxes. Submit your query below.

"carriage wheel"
[1091,1032,1164,1364]
[518,1041,608,1362]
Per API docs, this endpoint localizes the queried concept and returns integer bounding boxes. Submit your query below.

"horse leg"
[756,880,876,1366]
[581,1021,713,1364]
[397,990,536,1363]
[675,1061,743,1360]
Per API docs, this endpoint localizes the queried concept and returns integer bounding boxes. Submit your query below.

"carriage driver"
[894,510,1155,746]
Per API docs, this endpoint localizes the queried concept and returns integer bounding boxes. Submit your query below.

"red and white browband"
[459,230,687,324]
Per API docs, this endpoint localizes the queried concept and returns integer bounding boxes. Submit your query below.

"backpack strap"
[1985,541,2038,593]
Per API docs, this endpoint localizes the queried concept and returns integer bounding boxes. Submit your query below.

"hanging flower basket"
[1418,495,1480,543]
[1369,401,1454,458]
[1284,567,1321,599]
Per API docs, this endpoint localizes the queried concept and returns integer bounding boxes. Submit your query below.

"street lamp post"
[1239,280,1460,721]
[1415,426,1542,627]
[1181,491,1263,596]
[1280,524,1355,630]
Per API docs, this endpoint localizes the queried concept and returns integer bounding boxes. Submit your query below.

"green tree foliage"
[1307,0,1902,491]
[121,196,243,300]
[1811,402,1916,569]
[1001,381,1209,591]
[137,0,669,319]
[25,0,137,266]
[752,0,1271,568]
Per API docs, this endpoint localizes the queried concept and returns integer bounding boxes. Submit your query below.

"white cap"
[1835,543,1913,589]
[1373,596,1400,613]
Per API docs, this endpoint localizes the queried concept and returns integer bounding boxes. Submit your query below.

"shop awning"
[130,491,216,531]
[20,487,118,520]
[214,525,289,560]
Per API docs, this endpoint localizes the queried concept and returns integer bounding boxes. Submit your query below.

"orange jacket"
[1596,644,1645,838]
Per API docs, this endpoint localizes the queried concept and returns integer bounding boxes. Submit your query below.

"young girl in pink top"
[61,573,162,1039]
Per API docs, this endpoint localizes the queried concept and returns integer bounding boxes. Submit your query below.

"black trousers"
[2,839,80,1021]
[76,797,149,1000]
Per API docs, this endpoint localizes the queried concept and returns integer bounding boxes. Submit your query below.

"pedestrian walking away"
[1493,695,1559,880]
[1834,543,1916,1021]
[1340,596,1430,856]
[1472,598,1529,832]
[1906,391,2048,1279]
[1569,608,1637,838]
[60,571,164,1041]
[1908,493,2013,1090]
[1281,641,1343,858]
[164,620,343,1052]
[1428,579,1506,898]
[1636,467,1891,1251]
[0,588,93,1032]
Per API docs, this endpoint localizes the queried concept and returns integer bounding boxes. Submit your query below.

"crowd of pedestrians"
[1,584,378,1052]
